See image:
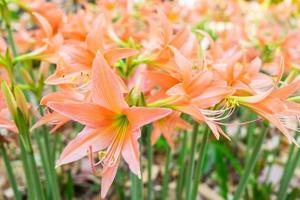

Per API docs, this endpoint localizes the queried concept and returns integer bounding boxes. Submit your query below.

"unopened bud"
[1,81,17,119]
[14,86,29,121]
[0,0,10,25]
[20,68,34,85]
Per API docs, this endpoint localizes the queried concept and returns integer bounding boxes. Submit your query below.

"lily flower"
[229,79,300,145]
[151,111,191,149]
[47,14,138,85]
[31,88,86,133]
[148,46,234,139]
[46,52,171,197]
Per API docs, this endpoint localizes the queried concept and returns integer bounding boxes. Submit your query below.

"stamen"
[97,115,129,168]
[201,101,236,122]
[87,146,102,176]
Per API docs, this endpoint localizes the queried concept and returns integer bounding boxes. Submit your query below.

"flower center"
[100,114,129,167]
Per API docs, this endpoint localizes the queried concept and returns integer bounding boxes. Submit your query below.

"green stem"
[130,172,138,200]
[25,147,45,200]
[176,132,188,200]
[138,137,144,200]
[51,134,59,162]
[277,147,300,200]
[185,122,199,200]
[65,170,74,200]
[191,125,210,200]
[161,146,172,200]
[3,4,44,199]
[35,130,61,200]
[19,135,45,200]
[19,138,34,200]
[245,113,257,165]
[0,143,22,200]
[35,104,61,199]
[233,125,268,200]
[146,127,153,200]
[17,115,45,200]
[6,23,18,57]
[278,136,297,190]
[116,171,125,200]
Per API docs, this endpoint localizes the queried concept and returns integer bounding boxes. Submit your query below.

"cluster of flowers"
[1,0,300,198]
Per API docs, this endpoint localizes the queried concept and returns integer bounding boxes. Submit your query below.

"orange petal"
[48,101,115,128]
[32,12,53,38]
[177,118,192,130]
[161,130,175,149]
[101,158,120,198]
[122,130,141,178]
[57,127,114,167]
[176,105,205,122]
[156,8,172,43]
[192,87,234,108]
[169,46,192,85]
[92,52,128,112]
[166,83,186,96]
[144,70,178,90]
[151,125,162,145]
[253,107,298,146]
[31,112,69,131]
[206,120,230,140]
[104,48,139,66]
[0,116,17,133]
[59,43,93,70]
[170,28,190,49]
[234,87,274,104]
[85,14,105,53]
[124,107,172,130]
[187,71,213,95]
[247,57,262,76]
[272,80,300,99]
[40,91,84,105]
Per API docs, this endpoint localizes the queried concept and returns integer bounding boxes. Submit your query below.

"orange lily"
[282,30,300,69]
[32,88,86,133]
[151,111,191,149]
[211,47,274,95]
[230,79,300,145]
[148,46,234,139]
[46,52,171,197]
[145,9,193,64]
[47,14,138,85]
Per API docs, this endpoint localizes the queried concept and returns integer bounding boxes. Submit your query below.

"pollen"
[225,97,239,108]
[98,150,107,160]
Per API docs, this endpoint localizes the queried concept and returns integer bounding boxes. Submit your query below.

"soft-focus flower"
[230,79,300,145]
[151,111,191,149]
[46,52,171,197]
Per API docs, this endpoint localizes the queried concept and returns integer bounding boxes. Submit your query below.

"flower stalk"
[146,126,154,200]
[176,132,188,200]
[191,125,210,200]
[233,123,269,200]
[185,122,199,200]
[0,143,22,200]
[161,145,172,200]
[277,143,300,199]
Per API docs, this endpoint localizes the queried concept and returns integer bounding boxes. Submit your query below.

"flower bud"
[1,81,17,119]
[0,0,11,25]
[20,68,34,85]
[14,86,29,121]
